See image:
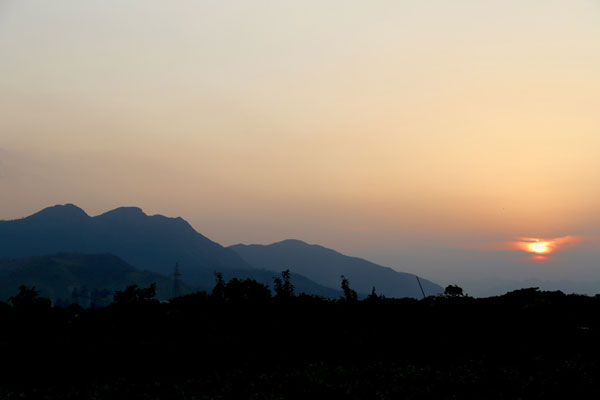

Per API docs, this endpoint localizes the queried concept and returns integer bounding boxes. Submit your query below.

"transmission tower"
[173,262,182,298]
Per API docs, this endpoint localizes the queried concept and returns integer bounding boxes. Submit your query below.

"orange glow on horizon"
[500,235,595,260]
[509,237,557,256]
[528,241,551,254]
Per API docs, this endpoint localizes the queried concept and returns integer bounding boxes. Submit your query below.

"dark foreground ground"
[2,283,600,399]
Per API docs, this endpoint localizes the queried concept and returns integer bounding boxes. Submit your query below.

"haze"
[1,0,599,295]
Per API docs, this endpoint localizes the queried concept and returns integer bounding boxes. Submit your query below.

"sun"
[528,241,550,254]
[510,236,582,259]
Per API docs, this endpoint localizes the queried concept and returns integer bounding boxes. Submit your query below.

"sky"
[1,0,599,295]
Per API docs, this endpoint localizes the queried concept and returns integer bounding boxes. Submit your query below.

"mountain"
[0,204,340,297]
[0,253,197,303]
[0,204,253,285]
[230,239,443,298]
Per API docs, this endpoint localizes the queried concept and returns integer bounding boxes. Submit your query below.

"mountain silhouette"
[0,253,195,303]
[230,239,443,298]
[0,204,341,297]
[0,204,252,283]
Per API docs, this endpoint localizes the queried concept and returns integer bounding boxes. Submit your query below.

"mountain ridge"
[0,204,343,297]
[1,204,444,298]
[230,239,443,298]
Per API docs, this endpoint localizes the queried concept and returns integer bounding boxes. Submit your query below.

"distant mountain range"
[0,204,442,299]
[230,240,442,298]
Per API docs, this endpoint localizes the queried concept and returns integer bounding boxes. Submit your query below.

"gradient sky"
[1,1,599,295]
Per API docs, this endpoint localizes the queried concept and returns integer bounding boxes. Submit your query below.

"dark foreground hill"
[2,286,600,399]
[0,253,196,302]
[230,239,442,298]
[0,205,339,297]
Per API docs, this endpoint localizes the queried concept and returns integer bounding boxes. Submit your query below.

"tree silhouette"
[9,285,51,310]
[211,272,226,301]
[444,284,464,297]
[366,286,380,302]
[113,283,157,305]
[273,269,295,299]
[224,278,271,303]
[340,275,358,302]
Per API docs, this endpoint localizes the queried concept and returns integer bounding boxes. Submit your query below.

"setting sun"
[529,241,550,254]
[506,236,590,259]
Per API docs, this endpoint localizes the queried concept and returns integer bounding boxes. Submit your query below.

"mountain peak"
[276,239,309,246]
[28,204,89,221]
[96,206,147,219]
[230,239,311,250]
[268,239,332,253]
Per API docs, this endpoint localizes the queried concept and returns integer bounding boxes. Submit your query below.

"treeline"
[3,273,600,399]
[8,269,361,309]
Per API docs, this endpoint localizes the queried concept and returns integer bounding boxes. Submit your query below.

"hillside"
[0,253,196,303]
[230,239,443,298]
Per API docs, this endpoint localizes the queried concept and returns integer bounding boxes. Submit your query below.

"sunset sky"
[1,1,599,295]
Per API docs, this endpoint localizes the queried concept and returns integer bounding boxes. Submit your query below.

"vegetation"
[340,275,358,302]
[444,284,465,297]
[2,276,600,399]
[273,269,295,299]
